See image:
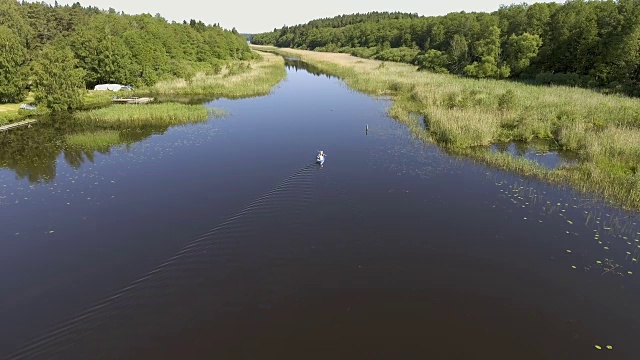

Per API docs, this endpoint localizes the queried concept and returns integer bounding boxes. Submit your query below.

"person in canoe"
[316,150,327,165]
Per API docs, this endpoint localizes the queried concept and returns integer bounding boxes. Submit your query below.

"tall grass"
[257,46,640,210]
[74,103,211,127]
[146,51,286,98]
[426,107,502,147]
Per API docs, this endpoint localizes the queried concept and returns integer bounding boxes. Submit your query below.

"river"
[1,59,639,359]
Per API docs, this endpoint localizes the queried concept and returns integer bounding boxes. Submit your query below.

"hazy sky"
[36,1,562,33]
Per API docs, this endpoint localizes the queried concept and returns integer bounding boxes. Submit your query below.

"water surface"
[1,60,639,359]
[490,139,580,169]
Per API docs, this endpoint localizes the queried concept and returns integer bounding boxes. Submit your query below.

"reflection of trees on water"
[284,58,334,79]
[0,120,62,183]
[0,118,169,182]
[63,147,102,170]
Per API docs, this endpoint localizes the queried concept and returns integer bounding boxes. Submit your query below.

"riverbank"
[0,104,22,125]
[0,104,20,125]
[254,45,640,210]
[0,98,49,126]
[144,51,286,98]
[71,51,284,126]
[1,51,284,128]
[1,91,117,126]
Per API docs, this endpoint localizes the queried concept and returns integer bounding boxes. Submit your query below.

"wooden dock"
[0,119,37,132]
[112,97,154,104]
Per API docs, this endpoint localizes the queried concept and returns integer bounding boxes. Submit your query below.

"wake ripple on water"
[7,162,382,359]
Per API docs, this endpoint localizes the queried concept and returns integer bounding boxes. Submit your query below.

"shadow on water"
[0,118,172,182]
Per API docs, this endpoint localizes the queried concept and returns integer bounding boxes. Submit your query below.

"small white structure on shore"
[93,84,131,91]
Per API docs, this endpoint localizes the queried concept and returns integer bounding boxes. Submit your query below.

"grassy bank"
[0,91,115,126]
[2,50,283,127]
[74,103,215,127]
[254,45,640,210]
[0,93,50,125]
[146,51,286,98]
[0,103,22,125]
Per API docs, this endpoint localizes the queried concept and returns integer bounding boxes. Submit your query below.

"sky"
[35,0,562,34]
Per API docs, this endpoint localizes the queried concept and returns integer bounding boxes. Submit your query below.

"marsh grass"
[259,46,640,210]
[74,103,210,127]
[66,130,121,149]
[147,51,286,98]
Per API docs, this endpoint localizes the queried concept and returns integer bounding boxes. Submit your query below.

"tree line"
[0,0,254,111]
[252,2,640,96]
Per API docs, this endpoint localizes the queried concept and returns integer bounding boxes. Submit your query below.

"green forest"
[252,1,640,96]
[0,0,254,111]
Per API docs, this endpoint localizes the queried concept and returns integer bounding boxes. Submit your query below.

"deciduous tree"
[0,26,28,102]
[32,43,86,112]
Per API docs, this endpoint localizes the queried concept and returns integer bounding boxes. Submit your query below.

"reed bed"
[258,46,640,210]
[147,51,286,98]
[74,103,210,127]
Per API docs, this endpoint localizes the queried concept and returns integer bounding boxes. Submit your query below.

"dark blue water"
[1,60,639,359]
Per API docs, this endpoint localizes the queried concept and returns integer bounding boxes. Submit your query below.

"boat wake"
[6,161,381,359]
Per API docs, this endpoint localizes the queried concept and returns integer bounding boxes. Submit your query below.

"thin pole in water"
[366,124,368,135]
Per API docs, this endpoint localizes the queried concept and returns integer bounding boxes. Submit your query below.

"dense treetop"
[0,0,254,108]
[252,1,640,95]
